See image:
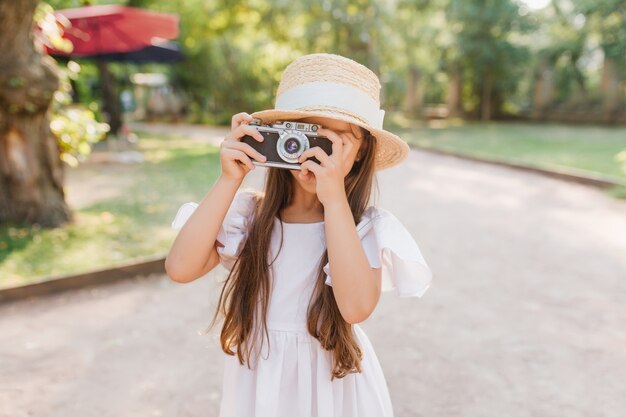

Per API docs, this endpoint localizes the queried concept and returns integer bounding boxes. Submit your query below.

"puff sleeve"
[170,188,258,271]
[323,206,433,297]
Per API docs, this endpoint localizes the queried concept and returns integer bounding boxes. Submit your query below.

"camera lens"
[277,132,309,163]
[284,138,300,154]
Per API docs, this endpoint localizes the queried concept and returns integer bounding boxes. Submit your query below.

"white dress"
[171,188,433,417]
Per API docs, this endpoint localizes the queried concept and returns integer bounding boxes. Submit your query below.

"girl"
[166,53,433,417]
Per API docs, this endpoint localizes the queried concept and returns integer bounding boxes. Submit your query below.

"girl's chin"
[291,169,315,182]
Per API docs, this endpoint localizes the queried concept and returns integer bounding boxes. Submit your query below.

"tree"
[576,0,626,121]
[445,0,532,120]
[389,0,447,116]
[0,0,72,227]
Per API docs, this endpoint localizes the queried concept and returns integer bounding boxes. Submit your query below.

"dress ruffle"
[171,202,199,231]
[323,206,433,297]
[170,188,258,271]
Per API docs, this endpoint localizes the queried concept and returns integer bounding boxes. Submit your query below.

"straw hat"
[251,53,409,170]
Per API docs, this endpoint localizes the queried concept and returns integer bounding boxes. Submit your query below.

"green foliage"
[50,61,110,167]
[576,0,626,64]
[44,0,626,122]
[35,2,73,52]
[37,2,109,166]
[444,0,534,117]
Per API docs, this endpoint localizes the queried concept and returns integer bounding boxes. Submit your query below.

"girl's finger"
[231,124,265,142]
[297,146,332,166]
[224,148,254,170]
[222,139,267,162]
[340,133,355,166]
[231,112,253,130]
[300,160,322,176]
[317,128,343,163]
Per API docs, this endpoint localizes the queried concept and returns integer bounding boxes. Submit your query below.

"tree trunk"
[0,0,72,227]
[570,63,588,106]
[96,59,122,136]
[600,55,623,122]
[481,68,493,121]
[404,65,423,116]
[532,60,554,120]
[447,64,463,117]
[364,11,383,107]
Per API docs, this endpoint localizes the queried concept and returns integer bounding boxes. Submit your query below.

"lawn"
[386,115,626,182]
[0,132,221,289]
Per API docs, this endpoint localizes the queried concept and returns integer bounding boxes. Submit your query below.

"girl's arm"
[165,112,267,283]
[165,175,241,283]
[324,200,382,324]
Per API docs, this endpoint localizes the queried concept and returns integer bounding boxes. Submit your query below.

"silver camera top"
[250,118,320,134]
[270,120,320,133]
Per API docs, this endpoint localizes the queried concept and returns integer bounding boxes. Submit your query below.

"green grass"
[0,132,221,289]
[386,115,626,182]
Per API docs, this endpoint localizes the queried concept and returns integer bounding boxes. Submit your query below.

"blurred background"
[0,1,625,416]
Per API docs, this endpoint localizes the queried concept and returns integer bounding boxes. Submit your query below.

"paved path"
[1,124,626,417]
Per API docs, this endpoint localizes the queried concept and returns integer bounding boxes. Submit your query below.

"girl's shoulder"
[170,187,262,231]
[169,187,264,271]
[234,186,263,202]
[229,187,263,216]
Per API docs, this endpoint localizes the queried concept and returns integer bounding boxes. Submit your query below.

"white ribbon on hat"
[274,81,385,129]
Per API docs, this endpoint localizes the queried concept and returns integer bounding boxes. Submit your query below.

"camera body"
[240,118,333,170]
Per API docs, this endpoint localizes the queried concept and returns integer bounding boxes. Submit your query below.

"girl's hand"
[297,127,355,206]
[220,112,267,182]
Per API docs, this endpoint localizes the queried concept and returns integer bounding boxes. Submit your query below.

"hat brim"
[250,109,409,170]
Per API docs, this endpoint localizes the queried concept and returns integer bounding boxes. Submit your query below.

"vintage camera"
[240,118,333,170]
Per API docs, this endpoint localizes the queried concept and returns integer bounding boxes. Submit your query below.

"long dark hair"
[206,125,378,380]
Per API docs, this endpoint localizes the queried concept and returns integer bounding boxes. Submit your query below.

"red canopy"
[46,5,179,57]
